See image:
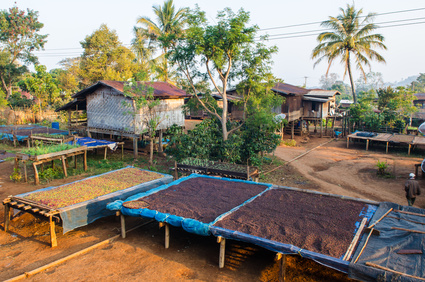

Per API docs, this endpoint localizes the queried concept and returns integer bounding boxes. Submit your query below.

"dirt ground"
[1,132,424,281]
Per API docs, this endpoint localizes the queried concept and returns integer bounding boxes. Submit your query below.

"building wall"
[87,86,135,133]
[135,98,185,132]
[87,86,185,135]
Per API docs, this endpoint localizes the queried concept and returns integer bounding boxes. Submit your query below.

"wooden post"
[164,223,170,249]
[83,149,87,171]
[61,156,68,177]
[120,212,126,238]
[27,138,30,148]
[104,147,107,160]
[4,204,11,231]
[386,142,389,154]
[276,253,287,282]
[158,130,163,154]
[366,139,369,151]
[174,161,178,180]
[217,236,226,268]
[133,137,138,159]
[291,122,294,139]
[408,144,411,156]
[23,161,27,182]
[121,143,124,161]
[33,163,39,185]
[325,117,328,136]
[49,216,57,247]
[347,137,350,148]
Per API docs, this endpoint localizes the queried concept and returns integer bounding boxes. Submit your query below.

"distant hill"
[385,75,418,87]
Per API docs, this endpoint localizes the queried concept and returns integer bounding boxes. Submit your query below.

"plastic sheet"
[112,174,273,236]
[72,137,118,151]
[0,124,67,141]
[210,186,378,274]
[349,202,425,281]
[16,166,173,233]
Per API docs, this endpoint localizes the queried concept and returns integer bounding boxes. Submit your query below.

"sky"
[2,0,425,88]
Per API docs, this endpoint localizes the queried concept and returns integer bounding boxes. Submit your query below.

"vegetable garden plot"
[109,174,272,236]
[3,166,173,247]
[210,187,377,273]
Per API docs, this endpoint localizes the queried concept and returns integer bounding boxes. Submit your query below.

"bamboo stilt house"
[56,80,189,156]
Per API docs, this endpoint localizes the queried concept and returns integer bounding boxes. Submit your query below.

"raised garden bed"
[24,167,164,209]
[136,176,268,223]
[176,158,258,180]
[213,188,371,258]
[19,144,80,161]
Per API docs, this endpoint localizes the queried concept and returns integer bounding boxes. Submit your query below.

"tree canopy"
[0,6,47,98]
[79,24,138,86]
[312,4,386,104]
[167,7,278,141]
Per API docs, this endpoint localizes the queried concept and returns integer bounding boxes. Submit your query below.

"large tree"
[0,7,47,98]
[167,7,278,141]
[312,4,386,104]
[79,24,138,86]
[136,0,188,83]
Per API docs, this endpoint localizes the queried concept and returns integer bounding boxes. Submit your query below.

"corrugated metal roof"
[303,96,329,103]
[73,80,189,99]
[304,90,340,98]
[272,83,309,96]
[414,93,425,100]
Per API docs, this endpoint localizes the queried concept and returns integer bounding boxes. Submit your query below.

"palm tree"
[136,0,187,83]
[312,4,387,104]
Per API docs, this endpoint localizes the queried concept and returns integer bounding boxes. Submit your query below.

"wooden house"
[186,91,243,120]
[271,83,309,122]
[57,80,189,156]
[302,90,340,119]
[413,93,425,120]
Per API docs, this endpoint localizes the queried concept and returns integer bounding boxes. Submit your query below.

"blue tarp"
[107,174,273,237]
[210,186,378,274]
[71,137,119,150]
[16,166,173,233]
[0,124,68,141]
[349,202,425,281]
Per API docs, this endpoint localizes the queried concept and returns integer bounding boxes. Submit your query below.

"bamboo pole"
[368,208,393,229]
[365,262,425,281]
[353,228,374,263]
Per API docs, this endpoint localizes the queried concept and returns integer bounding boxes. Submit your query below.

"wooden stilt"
[33,163,39,185]
[49,216,57,248]
[217,236,226,268]
[347,137,350,148]
[174,161,178,180]
[165,223,170,249]
[158,130,163,154]
[276,253,287,282]
[23,161,27,182]
[83,150,87,171]
[291,122,294,139]
[408,144,411,156]
[120,212,126,238]
[61,156,68,177]
[104,147,107,160]
[133,137,138,159]
[121,144,124,161]
[366,139,369,151]
[4,204,11,231]
[386,142,389,154]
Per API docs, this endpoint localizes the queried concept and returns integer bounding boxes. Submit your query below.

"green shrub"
[376,160,388,176]
[281,139,297,147]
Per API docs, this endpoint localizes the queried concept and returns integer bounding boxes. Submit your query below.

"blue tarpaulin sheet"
[16,166,173,233]
[0,124,68,141]
[349,202,425,281]
[107,174,273,237]
[71,137,119,151]
[210,186,378,274]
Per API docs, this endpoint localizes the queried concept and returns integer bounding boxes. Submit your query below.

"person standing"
[405,173,421,206]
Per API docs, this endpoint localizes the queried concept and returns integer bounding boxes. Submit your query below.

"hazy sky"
[2,0,424,87]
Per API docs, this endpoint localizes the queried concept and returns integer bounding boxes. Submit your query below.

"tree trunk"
[149,132,154,166]
[222,86,229,141]
[347,53,357,104]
